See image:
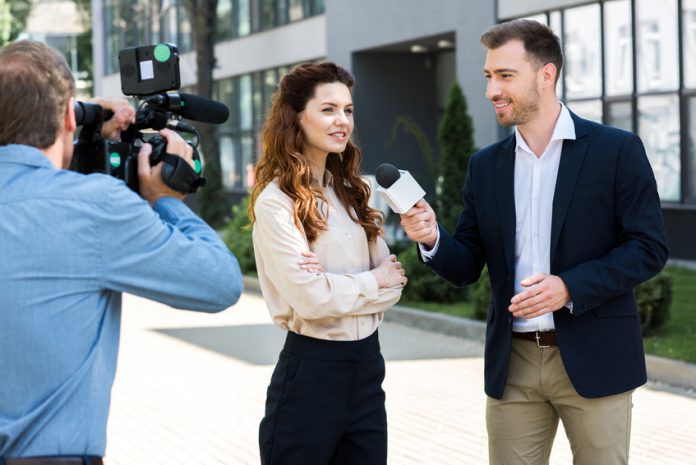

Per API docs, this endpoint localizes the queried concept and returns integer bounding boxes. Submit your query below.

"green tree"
[183,0,228,228]
[436,82,476,232]
[0,0,32,46]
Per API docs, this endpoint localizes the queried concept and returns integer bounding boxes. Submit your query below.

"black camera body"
[71,44,211,195]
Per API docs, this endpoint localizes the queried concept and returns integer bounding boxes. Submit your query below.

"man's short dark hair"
[480,19,563,82]
[0,40,76,148]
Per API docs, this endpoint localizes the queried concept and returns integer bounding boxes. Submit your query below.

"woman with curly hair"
[249,61,406,465]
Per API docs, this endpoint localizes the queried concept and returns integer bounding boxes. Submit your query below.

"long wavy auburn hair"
[248,62,384,244]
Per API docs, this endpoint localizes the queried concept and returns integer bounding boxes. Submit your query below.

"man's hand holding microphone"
[375,163,438,250]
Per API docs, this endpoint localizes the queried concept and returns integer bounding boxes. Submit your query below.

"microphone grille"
[375,163,401,188]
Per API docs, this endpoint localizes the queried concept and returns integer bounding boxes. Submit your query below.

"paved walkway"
[104,292,696,464]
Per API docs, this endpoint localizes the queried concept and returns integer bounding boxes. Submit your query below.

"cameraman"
[0,40,243,464]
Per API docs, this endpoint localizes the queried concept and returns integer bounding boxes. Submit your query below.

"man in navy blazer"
[400,20,667,465]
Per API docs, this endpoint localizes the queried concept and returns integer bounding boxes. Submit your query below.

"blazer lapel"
[495,135,517,278]
[550,113,590,262]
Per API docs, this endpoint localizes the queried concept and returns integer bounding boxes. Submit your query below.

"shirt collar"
[514,102,576,153]
[0,144,56,169]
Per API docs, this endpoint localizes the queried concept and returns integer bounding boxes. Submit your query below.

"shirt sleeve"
[97,185,243,312]
[253,194,401,320]
[418,227,441,261]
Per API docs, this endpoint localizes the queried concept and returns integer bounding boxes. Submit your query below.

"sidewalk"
[103,292,696,464]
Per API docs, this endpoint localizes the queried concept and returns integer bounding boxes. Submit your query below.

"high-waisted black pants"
[259,330,387,465]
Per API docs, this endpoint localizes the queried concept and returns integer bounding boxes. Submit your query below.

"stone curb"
[242,276,696,392]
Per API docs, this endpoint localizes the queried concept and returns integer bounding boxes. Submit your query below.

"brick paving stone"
[103,293,696,465]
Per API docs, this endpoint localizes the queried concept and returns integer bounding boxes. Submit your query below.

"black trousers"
[259,330,387,465]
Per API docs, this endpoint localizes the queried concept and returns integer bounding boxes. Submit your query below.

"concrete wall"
[497,0,588,19]
[325,0,498,152]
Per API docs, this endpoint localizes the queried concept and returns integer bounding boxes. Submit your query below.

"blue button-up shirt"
[0,144,243,458]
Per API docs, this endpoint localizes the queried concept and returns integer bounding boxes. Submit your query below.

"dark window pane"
[607,101,633,132]
[686,97,696,202]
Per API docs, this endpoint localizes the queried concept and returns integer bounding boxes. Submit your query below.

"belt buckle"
[535,331,550,349]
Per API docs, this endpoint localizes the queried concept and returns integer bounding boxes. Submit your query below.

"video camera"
[71,43,229,194]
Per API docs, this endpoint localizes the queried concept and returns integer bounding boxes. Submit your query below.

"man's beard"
[496,85,541,127]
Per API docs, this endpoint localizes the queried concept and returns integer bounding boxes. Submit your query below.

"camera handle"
[158,152,207,194]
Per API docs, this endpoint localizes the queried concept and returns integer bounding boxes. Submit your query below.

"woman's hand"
[370,254,407,288]
[299,251,324,274]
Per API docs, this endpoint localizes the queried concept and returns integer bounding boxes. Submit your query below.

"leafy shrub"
[222,195,256,275]
[636,272,672,335]
[398,246,466,303]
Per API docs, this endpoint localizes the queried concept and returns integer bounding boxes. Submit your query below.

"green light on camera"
[153,44,171,63]
[194,159,201,174]
[109,152,121,168]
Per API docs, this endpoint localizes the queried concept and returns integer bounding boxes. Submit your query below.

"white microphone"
[375,163,426,214]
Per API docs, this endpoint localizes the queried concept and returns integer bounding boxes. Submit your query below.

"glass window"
[564,4,602,99]
[263,69,279,113]
[217,0,233,41]
[178,4,193,52]
[238,0,251,36]
[636,0,679,92]
[240,135,254,189]
[605,0,633,96]
[261,0,275,29]
[549,11,563,98]
[218,78,236,130]
[220,136,240,190]
[239,75,253,130]
[252,72,265,127]
[686,97,696,202]
[289,0,304,21]
[160,2,179,46]
[567,100,602,123]
[607,101,633,132]
[683,0,696,88]
[523,14,547,25]
[638,94,681,201]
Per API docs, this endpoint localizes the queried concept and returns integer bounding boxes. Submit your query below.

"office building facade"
[92,0,694,259]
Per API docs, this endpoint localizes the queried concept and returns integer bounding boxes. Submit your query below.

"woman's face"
[299,82,354,160]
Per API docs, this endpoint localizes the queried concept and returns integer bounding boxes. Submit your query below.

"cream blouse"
[252,178,402,341]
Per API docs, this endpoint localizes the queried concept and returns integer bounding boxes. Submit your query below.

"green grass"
[400,299,476,320]
[403,266,696,364]
[643,266,696,363]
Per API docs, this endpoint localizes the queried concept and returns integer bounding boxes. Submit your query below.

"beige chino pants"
[486,337,633,465]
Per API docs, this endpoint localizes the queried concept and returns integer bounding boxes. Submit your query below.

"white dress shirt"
[421,102,575,332]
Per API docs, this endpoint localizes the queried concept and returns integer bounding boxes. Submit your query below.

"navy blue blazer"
[425,112,668,399]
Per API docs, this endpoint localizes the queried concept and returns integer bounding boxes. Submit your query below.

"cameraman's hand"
[89,97,135,140]
[138,129,194,206]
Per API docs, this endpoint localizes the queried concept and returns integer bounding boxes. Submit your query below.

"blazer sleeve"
[421,157,487,287]
[559,133,669,316]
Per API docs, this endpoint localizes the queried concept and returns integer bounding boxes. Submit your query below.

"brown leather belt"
[4,458,103,465]
[512,330,558,348]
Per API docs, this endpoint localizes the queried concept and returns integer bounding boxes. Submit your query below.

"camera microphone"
[177,93,230,124]
[375,163,426,214]
[143,92,230,125]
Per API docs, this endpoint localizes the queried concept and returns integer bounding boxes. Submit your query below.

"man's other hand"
[138,129,194,206]
[508,273,571,319]
[90,97,135,140]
